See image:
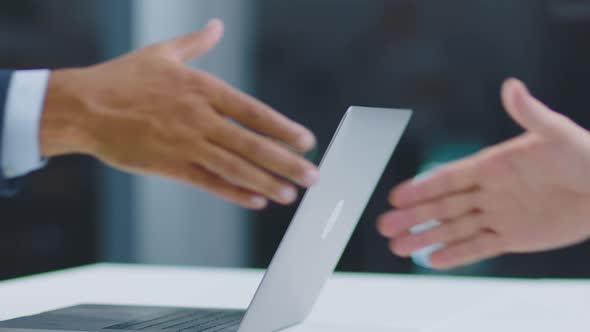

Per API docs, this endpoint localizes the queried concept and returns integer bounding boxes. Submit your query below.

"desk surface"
[1,264,589,331]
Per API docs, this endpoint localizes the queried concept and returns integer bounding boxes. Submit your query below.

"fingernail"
[301,168,320,187]
[376,216,392,237]
[204,20,215,30]
[206,18,221,28]
[279,187,298,204]
[296,133,316,151]
[411,243,444,269]
[410,220,441,234]
[250,196,268,209]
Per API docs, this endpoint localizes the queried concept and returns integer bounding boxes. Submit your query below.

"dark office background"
[1,0,590,281]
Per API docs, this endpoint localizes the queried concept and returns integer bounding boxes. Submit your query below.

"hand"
[378,78,590,269]
[40,19,319,210]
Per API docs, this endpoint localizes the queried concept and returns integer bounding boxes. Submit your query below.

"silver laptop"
[0,106,412,332]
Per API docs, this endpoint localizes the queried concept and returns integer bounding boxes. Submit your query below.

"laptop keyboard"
[104,309,245,332]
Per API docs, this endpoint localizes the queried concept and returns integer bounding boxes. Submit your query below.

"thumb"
[502,78,573,138]
[162,19,224,62]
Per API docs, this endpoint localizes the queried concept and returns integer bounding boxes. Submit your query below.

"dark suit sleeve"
[0,70,25,197]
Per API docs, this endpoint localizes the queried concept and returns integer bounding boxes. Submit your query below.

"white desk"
[1,264,589,331]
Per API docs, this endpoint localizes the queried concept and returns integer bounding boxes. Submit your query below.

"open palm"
[378,79,590,269]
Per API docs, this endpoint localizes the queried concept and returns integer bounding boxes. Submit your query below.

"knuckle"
[456,220,475,239]
[181,94,204,111]
[187,171,207,187]
[441,224,461,242]
[433,200,449,218]
[186,69,211,87]
[237,168,275,194]
[150,127,181,151]
[186,69,206,86]
[471,194,483,209]
[265,178,286,197]
[244,137,266,157]
[487,150,514,177]
[404,209,419,226]
[469,193,482,210]
[412,206,429,222]
[218,87,232,109]
[203,119,224,137]
[459,194,473,209]
[223,158,244,178]
[241,103,262,121]
[424,228,444,244]
[215,83,240,110]
[286,158,309,178]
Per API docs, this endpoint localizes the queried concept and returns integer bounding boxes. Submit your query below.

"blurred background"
[1,0,590,281]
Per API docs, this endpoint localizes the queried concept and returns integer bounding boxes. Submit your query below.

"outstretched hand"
[378,78,590,269]
[41,19,319,210]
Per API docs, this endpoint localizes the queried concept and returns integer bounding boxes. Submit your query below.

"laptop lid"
[238,106,412,332]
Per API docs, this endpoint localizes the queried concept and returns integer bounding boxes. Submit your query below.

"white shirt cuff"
[2,69,50,178]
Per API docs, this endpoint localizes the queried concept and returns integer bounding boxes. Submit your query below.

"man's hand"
[40,19,319,210]
[378,78,590,269]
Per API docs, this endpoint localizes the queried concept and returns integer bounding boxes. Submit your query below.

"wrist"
[40,69,96,158]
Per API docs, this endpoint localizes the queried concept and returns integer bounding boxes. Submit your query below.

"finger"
[389,213,486,257]
[378,190,482,238]
[198,72,316,152]
[159,162,268,210]
[502,78,577,139]
[208,120,319,188]
[196,142,299,205]
[161,19,225,62]
[390,158,480,208]
[429,231,504,270]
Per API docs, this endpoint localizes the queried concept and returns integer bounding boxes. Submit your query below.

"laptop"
[0,106,412,332]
